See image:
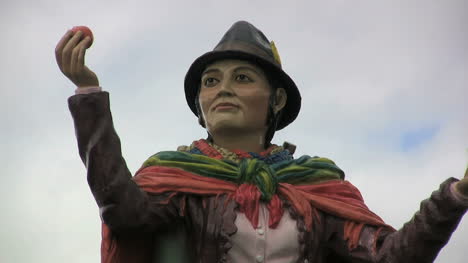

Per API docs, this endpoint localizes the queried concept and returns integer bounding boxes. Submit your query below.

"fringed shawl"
[101,140,394,263]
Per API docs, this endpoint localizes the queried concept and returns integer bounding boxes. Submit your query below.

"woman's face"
[198,59,272,136]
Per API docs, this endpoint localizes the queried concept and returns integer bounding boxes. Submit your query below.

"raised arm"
[325,178,467,262]
[56,29,182,233]
[68,91,170,232]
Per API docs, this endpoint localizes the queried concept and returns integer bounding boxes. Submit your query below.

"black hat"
[184,21,301,130]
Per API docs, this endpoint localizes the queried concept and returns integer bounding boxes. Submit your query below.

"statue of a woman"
[56,21,468,262]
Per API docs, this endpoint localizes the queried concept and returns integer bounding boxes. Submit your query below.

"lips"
[213,102,238,111]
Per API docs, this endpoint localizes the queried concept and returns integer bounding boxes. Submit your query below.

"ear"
[273,88,287,114]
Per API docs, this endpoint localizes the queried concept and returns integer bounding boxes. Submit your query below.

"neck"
[209,130,267,153]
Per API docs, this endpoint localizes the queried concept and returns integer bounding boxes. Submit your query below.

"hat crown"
[213,21,280,68]
[217,21,271,51]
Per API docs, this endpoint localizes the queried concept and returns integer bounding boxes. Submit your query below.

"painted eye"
[236,74,251,82]
[204,77,218,87]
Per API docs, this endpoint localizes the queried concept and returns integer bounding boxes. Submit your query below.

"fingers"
[56,29,98,87]
[70,37,90,77]
[62,31,84,76]
[61,31,89,76]
[55,30,73,71]
[77,38,90,71]
[74,45,85,75]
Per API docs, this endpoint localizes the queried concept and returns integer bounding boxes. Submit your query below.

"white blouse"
[228,204,300,263]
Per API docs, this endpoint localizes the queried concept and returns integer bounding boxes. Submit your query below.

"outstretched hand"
[55,30,99,88]
[455,168,468,197]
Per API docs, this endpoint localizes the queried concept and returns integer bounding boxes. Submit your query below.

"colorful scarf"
[101,140,394,262]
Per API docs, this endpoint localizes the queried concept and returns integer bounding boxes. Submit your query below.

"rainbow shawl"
[101,140,394,262]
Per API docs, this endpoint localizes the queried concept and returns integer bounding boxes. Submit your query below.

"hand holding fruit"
[72,26,94,47]
[55,26,99,88]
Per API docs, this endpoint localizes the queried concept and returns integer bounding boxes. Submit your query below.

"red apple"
[71,26,94,48]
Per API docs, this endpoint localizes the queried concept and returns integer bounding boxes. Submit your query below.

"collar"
[177,139,293,164]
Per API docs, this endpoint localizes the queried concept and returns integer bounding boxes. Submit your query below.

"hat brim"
[184,50,301,130]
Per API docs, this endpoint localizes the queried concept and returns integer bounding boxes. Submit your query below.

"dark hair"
[263,75,284,147]
[194,71,284,149]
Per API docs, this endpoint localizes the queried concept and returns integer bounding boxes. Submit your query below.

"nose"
[216,78,235,97]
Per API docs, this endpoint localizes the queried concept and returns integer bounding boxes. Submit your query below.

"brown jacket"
[69,92,467,263]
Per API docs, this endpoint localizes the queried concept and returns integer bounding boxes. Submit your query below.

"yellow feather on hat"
[270,41,282,66]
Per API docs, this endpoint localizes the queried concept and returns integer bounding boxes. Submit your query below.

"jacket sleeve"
[324,178,467,263]
[68,91,183,233]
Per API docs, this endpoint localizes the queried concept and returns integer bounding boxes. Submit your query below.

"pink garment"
[75,86,102,94]
[229,203,300,263]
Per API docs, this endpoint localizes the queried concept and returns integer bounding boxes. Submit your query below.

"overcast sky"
[1,0,467,262]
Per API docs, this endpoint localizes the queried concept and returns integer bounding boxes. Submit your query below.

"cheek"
[198,90,216,116]
[240,91,270,121]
